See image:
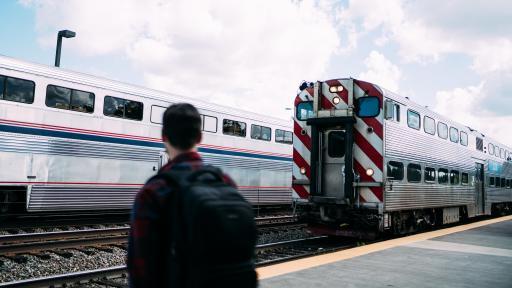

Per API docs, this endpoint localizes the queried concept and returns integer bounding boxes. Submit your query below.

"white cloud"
[340,0,512,145]
[434,81,512,145]
[23,0,341,119]
[358,51,401,91]
[339,0,512,71]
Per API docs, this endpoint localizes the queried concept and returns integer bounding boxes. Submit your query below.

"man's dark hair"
[162,103,202,150]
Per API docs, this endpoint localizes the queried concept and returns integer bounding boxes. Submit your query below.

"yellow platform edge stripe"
[257,215,512,280]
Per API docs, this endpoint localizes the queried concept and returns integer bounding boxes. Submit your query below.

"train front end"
[293,79,384,237]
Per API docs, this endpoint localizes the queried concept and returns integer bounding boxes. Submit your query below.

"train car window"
[489,176,495,187]
[424,167,436,182]
[276,129,293,144]
[461,173,469,185]
[450,170,459,185]
[500,148,505,159]
[476,137,483,151]
[46,85,71,109]
[438,168,448,184]
[223,119,246,137]
[488,143,495,155]
[104,96,143,120]
[46,85,94,113]
[494,145,500,157]
[327,131,346,158]
[296,101,314,121]
[125,100,143,120]
[407,163,422,183]
[387,161,404,181]
[70,90,95,113]
[506,179,511,189]
[437,122,448,139]
[501,177,506,187]
[2,76,35,104]
[424,116,435,135]
[407,110,420,130]
[393,104,400,122]
[284,130,293,143]
[202,115,218,133]
[460,131,468,146]
[251,124,271,141]
[150,105,166,124]
[449,127,459,143]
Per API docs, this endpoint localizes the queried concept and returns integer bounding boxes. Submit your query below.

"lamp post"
[54,30,76,67]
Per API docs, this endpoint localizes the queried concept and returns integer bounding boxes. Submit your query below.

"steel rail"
[0,236,353,287]
[0,266,127,288]
[0,227,128,255]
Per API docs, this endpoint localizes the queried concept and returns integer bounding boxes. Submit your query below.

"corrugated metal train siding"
[28,185,291,211]
[384,121,476,211]
[385,183,474,211]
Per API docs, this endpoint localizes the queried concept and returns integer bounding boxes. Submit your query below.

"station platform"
[258,215,512,288]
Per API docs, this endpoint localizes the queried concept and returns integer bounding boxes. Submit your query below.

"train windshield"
[296,101,314,120]
[356,96,380,118]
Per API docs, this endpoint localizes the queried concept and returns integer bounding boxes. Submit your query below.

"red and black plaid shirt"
[127,151,236,287]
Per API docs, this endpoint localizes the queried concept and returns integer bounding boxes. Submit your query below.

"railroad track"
[0,215,298,255]
[0,235,355,287]
[0,214,303,286]
[0,227,128,256]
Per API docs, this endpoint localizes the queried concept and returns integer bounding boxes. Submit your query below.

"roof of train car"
[375,81,511,152]
[0,54,292,127]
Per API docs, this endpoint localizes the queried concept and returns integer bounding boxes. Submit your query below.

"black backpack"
[154,165,257,288]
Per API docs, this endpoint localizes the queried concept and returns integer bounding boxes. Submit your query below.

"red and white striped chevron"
[292,79,384,203]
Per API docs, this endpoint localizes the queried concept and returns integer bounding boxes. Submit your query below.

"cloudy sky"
[1,0,511,144]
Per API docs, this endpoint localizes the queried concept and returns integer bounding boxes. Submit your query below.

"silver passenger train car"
[292,78,512,235]
[0,55,293,216]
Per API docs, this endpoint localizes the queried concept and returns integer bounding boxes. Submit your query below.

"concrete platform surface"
[258,216,512,288]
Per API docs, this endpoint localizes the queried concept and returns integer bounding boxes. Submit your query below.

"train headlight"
[366,168,374,177]
[329,85,344,93]
[300,167,307,175]
[332,96,341,104]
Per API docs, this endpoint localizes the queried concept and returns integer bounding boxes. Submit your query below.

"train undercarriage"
[298,202,512,239]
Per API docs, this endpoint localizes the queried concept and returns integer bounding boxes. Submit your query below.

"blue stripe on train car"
[0,123,292,162]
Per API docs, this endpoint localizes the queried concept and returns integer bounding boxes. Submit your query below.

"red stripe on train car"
[369,186,383,201]
[321,95,335,109]
[361,117,383,139]
[354,160,374,182]
[353,160,384,201]
[294,121,312,150]
[295,95,303,106]
[354,80,383,103]
[325,80,349,104]
[354,129,384,170]
[293,148,311,179]
[292,176,310,199]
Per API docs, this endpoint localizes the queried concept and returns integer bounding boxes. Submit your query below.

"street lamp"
[54,30,76,67]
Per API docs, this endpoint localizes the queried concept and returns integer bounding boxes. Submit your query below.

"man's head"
[162,103,202,156]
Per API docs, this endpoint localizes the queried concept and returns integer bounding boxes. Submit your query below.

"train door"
[475,163,485,215]
[321,130,346,200]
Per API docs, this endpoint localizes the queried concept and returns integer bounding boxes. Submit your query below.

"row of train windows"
[0,74,293,144]
[405,109,468,146]
[222,120,292,144]
[489,177,512,188]
[150,106,291,143]
[387,161,470,185]
[487,143,510,160]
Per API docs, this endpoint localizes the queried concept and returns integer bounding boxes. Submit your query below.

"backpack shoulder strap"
[147,167,194,287]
